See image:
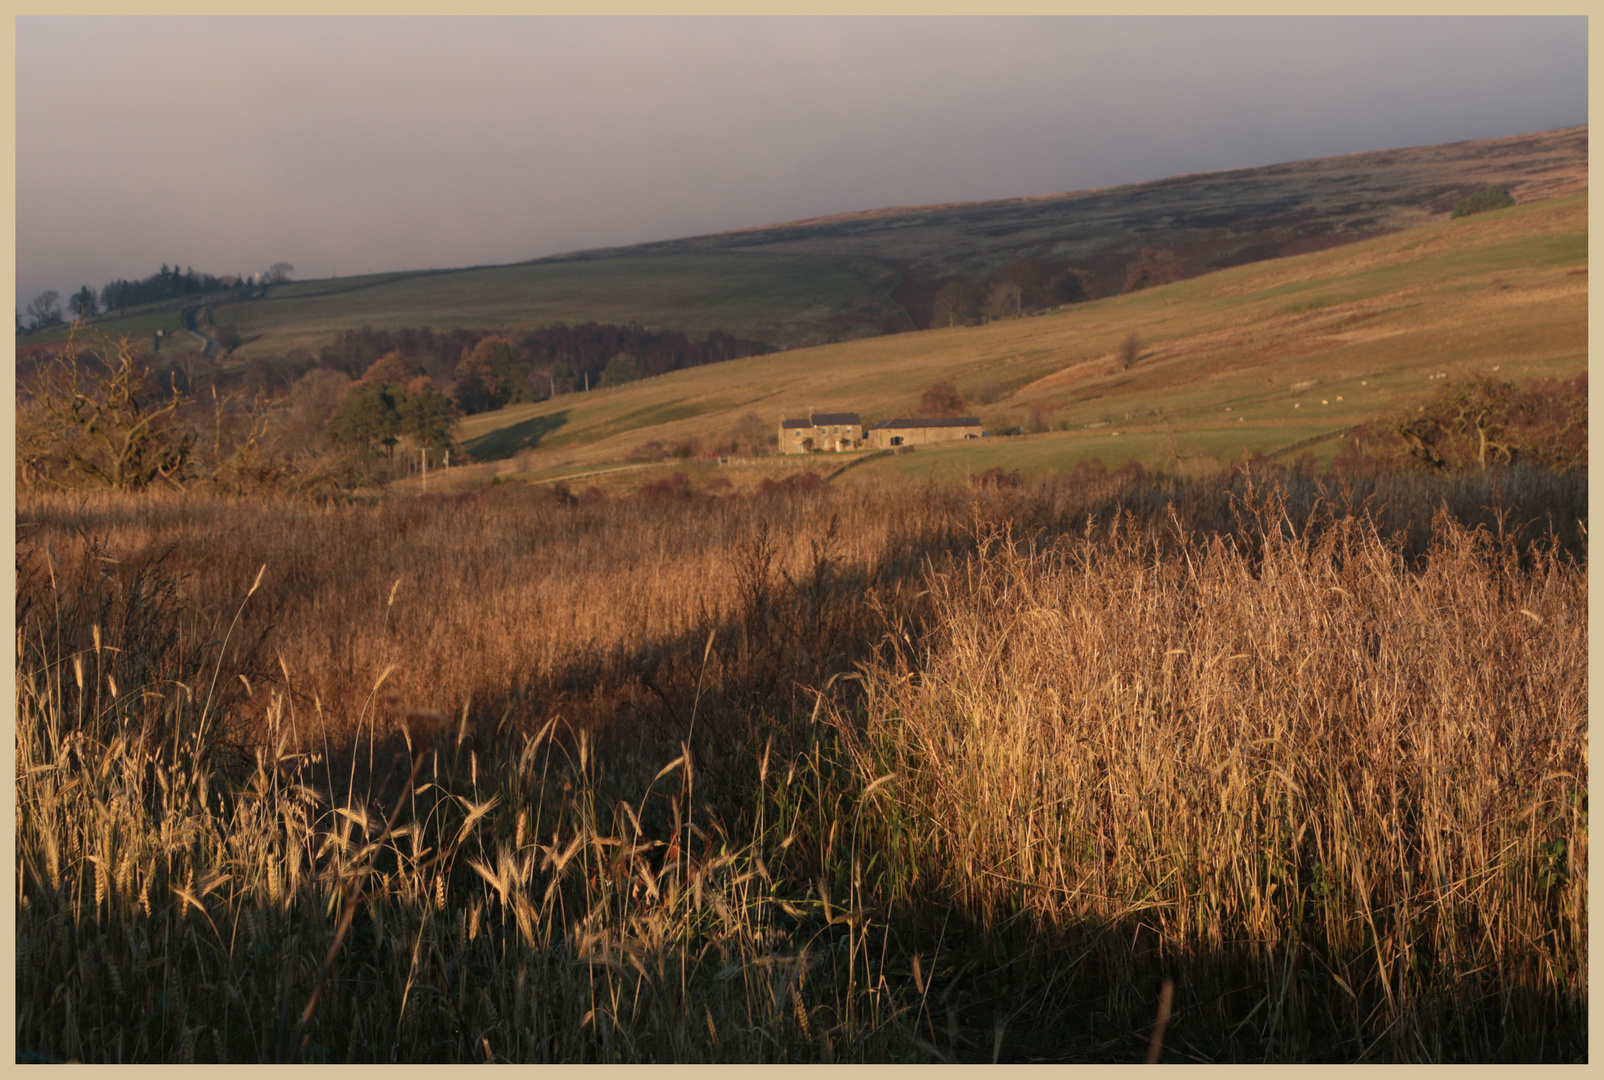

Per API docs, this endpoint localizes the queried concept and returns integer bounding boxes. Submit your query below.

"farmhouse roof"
[870,416,983,429]
[810,412,861,426]
[780,418,811,429]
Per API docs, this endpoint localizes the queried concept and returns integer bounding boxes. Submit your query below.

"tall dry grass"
[17,479,968,757]
[14,575,908,1063]
[830,483,1586,1060]
[14,465,1587,1061]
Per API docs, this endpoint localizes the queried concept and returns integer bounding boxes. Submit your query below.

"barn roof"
[810,412,861,426]
[870,416,982,429]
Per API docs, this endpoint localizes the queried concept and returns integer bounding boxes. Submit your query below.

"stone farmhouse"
[866,416,983,449]
[779,412,863,454]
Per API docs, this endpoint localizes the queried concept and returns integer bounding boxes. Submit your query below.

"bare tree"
[1027,401,1061,433]
[1123,248,1187,293]
[729,411,771,456]
[26,290,62,330]
[931,280,983,328]
[279,368,351,453]
[263,262,295,285]
[993,257,1053,310]
[984,281,1023,321]
[919,381,968,417]
[1118,332,1142,370]
[17,333,193,492]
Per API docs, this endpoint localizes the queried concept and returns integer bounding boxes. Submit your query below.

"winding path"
[180,304,223,360]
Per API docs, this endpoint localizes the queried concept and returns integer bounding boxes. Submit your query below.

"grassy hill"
[448,193,1585,489]
[587,126,1586,315]
[26,126,1584,361]
[218,254,910,355]
[18,257,907,361]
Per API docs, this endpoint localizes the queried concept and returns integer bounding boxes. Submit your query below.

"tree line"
[310,322,768,411]
[927,249,1189,329]
[128,321,768,416]
[19,263,295,333]
[98,265,232,313]
[16,316,777,496]
[320,321,771,464]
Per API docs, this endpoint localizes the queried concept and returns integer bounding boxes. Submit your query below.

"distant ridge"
[538,125,1586,315]
[553,125,1586,258]
[36,126,1585,358]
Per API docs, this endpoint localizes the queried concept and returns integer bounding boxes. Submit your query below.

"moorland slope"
[31,126,1584,359]
[449,192,1585,487]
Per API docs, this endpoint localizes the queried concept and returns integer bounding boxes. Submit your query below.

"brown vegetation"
[1123,247,1188,293]
[14,465,1588,1062]
[1117,331,1142,370]
[15,334,331,497]
[1336,373,1587,473]
[917,381,968,418]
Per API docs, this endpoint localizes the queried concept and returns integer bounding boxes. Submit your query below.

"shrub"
[1118,331,1142,370]
[636,470,699,501]
[17,336,193,491]
[918,381,967,417]
[1334,373,1586,473]
[968,466,1021,490]
[1451,184,1515,218]
[757,470,824,496]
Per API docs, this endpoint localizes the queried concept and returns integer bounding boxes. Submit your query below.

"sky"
[15,16,1588,310]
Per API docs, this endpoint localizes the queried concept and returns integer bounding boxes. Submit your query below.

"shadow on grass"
[17,467,1587,1063]
[464,409,569,461]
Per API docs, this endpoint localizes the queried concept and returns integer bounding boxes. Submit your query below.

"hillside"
[28,126,1584,361]
[568,125,1587,322]
[448,192,1585,488]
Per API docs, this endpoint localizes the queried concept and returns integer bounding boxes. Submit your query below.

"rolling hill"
[28,126,1585,361]
[446,191,1585,489]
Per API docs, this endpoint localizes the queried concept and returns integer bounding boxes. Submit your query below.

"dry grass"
[14,466,1587,1062]
[832,484,1586,1060]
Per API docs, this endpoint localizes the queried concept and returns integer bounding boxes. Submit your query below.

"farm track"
[180,303,221,359]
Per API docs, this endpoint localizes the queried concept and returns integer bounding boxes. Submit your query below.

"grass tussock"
[15,465,1588,1062]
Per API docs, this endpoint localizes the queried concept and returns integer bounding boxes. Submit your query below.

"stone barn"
[866,416,983,449]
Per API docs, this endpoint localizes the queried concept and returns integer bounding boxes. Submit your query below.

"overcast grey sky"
[16,16,1587,308]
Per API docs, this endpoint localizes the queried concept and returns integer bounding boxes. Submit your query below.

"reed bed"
[14,466,1587,1061]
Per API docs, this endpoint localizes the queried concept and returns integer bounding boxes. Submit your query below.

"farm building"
[866,417,983,449]
[779,412,863,454]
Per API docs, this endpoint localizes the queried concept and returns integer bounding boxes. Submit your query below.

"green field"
[448,194,1584,486]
